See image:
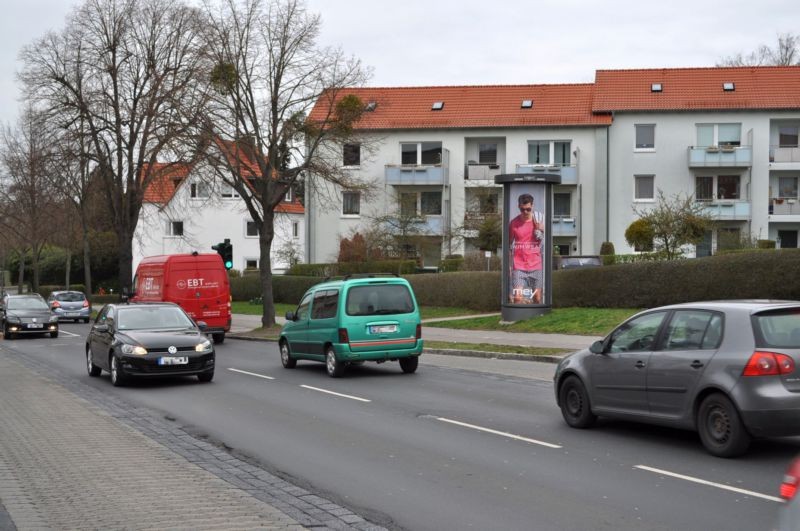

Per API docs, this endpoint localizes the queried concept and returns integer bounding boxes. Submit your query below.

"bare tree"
[19,0,212,292]
[630,190,714,260]
[717,32,800,66]
[0,109,59,292]
[202,0,372,326]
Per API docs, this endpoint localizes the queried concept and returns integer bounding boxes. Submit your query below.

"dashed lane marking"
[58,330,80,337]
[436,417,562,448]
[635,465,783,503]
[300,385,371,403]
[227,368,275,380]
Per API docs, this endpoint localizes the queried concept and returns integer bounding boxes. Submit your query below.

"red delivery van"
[131,253,231,343]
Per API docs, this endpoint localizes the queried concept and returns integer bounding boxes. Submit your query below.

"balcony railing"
[515,164,577,185]
[465,163,504,181]
[770,198,800,215]
[385,165,447,185]
[695,200,750,220]
[687,146,752,167]
[552,215,577,237]
[770,145,800,163]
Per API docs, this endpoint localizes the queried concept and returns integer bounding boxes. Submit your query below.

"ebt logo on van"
[177,278,220,290]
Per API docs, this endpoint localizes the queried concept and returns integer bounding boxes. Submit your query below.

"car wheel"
[280,340,296,368]
[84,318,90,324]
[697,393,751,457]
[325,346,344,378]
[86,346,102,377]
[3,324,13,340]
[399,356,419,374]
[212,333,225,344]
[110,355,127,387]
[559,375,597,428]
[197,370,214,383]
[50,330,59,338]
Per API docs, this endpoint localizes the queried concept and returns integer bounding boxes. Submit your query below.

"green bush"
[405,272,501,312]
[758,240,777,249]
[599,241,615,255]
[552,249,800,308]
[230,275,320,304]
[287,261,417,277]
[438,257,464,272]
[37,284,88,299]
[89,294,123,306]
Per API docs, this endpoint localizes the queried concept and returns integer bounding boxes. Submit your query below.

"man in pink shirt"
[508,194,544,304]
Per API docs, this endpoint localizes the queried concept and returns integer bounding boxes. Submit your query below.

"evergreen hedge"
[405,272,501,312]
[288,260,417,277]
[231,275,320,304]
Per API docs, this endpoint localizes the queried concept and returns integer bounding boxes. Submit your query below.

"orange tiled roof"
[142,163,192,204]
[309,84,612,129]
[275,200,304,214]
[592,66,800,112]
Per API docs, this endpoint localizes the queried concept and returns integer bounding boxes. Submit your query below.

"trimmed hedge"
[288,260,417,277]
[37,284,87,299]
[553,249,800,308]
[438,257,464,272]
[231,275,321,304]
[405,271,501,312]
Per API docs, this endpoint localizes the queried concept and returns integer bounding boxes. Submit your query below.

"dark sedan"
[1,294,59,339]
[554,300,800,457]
[85,303,215,386]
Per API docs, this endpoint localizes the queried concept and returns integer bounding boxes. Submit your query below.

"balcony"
[696,200,750,220]
[687,146,752,168]
[465,163,504,186]
[769,198,800,216]
[769,145,800,170]
[515,164,577,185]
[385,165,447,185]
[552,215,577,237]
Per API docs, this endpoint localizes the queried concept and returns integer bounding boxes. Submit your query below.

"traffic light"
[212,239,233,270]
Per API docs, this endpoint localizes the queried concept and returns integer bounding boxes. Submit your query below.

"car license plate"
[158,356,188,365]
[66,312,79,317]
[370,325,397,334]
[27,323,43,329]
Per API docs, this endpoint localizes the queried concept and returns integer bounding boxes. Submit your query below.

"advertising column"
[495,173,560,321]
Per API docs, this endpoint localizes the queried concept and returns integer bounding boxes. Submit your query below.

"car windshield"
[346,284,414,316]
[55,292,85,302]
[117,306,195,331]
[6,297,48,311]
[753,309,800,348]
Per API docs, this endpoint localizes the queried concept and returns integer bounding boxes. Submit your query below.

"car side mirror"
[589,340,605,354]
[285,311,295,321]
[196,320,208,331]
[94,324,109,333]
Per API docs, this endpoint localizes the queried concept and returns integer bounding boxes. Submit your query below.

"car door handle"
[690,360,704,369]
[635,360,646,369]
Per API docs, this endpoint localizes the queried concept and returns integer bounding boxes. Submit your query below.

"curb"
[228,334,565,364]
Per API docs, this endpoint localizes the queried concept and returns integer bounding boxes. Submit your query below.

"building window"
[221,184,239,198]
[399,191,442,217]
[168,221,184,236]
[400,192,418,217]
[696,176,713,201]
[292,221,299,238]
[343,143,361,166]
[190,182,210,198]
[478,143,497,164]
[246,221,259,237]
[528,141,550,164]
[780,126,799,148]
[554,141,571,165]
[553,193,571,216]
[696,123,741,147]
[421,191,442,215]
[245,259,258,270]
[401,142,442,165]
[635,124,655,150]
[634,175,655,201]
[779,177,799,198]
[717,175,740,200]
[342,191,360,216]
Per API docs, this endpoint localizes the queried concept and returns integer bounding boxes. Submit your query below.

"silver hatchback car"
[554,300,800,457]
[47,290,91,323]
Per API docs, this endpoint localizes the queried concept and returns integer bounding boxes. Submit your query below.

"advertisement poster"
[504,182,548,306]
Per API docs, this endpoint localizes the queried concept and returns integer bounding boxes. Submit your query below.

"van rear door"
[169,259,229,327]
[344,282,418,353]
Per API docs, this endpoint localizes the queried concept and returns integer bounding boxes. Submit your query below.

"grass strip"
[425,340,569,356]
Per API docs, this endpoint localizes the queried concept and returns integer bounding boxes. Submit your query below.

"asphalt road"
[6,322,799,531]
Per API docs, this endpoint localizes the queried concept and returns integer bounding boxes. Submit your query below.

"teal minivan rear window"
[346,284,414,316]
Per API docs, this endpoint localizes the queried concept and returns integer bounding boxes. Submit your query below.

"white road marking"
[300,385,371,403]
[57,330,80,337]
[227,368,275,380]
[634,465,783,503]
[436,417,562,449]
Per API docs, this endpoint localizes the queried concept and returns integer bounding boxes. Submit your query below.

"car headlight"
[195,339,213,353]
[121,344,148,356]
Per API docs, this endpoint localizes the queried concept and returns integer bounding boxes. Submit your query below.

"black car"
[1,294,59,339]
[85,302,215,386]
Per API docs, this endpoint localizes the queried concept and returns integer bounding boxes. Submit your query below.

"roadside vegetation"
[230,301,484,321]
[424,341,568,357]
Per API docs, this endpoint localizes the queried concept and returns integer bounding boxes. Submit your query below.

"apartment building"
[306,66,800,265]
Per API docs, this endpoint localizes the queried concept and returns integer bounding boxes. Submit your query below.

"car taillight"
[416,324,422,339]
[743,351,795,376]
[82,300,90,308]
[338,328,349,344]
[781,457,800,500]
[51,301,61,308]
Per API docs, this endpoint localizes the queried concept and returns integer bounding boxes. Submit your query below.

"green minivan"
[279,275,423,377]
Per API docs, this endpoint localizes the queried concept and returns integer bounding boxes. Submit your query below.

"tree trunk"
[17,251,25,293]
[118,227,134,296]
[65,248,72,290]
[31,246,40,293]
[259,210,276,328]
[82,220,93,295]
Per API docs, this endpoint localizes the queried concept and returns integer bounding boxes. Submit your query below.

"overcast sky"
[1,0,798,124]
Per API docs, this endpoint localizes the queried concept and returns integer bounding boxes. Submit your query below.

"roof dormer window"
[651,83,663,92]
[365,101,377,111]
[723,82,735,92]
[431,101,444,111]
[521,99,533,108]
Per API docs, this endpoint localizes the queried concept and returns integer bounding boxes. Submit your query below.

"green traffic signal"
[212,239,233,270]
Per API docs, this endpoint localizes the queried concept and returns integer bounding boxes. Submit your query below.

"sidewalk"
[230,313,600,353]
[0,349,385,530]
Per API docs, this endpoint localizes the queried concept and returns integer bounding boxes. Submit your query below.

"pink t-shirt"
[509,214,542,270]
